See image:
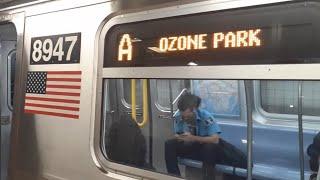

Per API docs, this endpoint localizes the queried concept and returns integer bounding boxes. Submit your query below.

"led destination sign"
[158,29,261,52]
[104,2,320,67]
[118,29,261,61]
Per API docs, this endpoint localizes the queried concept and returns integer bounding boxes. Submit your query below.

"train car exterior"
[1,0,320,180]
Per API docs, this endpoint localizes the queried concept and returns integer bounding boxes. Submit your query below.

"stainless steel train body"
[1,0,319,180]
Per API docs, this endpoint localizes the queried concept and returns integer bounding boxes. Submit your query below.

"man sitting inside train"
[165,93,224,178]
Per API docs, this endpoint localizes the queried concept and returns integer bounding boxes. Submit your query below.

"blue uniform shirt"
[174,109,221,136]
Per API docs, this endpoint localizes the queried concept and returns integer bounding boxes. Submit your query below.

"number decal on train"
[30,33,81,64]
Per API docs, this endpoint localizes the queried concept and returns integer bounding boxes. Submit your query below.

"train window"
[260,81,320,117]
[193,80,240,119]
[102,78,246,179]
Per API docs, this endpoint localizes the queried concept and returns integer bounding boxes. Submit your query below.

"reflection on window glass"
[254,77,301,179]
[301,81,320,116]
[261,81,320,116]
[256,80,318,180]
[261,81,298,115]
[301,82,320,179]
[123,79,143,107]
[156,80,184,110]
[193,80,240,118]
[102,78,247,179]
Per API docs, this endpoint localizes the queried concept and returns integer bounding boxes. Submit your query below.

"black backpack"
[105,115,146,167]
[219,138,248,169]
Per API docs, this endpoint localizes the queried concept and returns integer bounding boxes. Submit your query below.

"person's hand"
[177,133,197,142]
[174,132,191,138]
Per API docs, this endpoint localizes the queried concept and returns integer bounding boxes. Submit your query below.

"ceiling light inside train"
[187,62,198,66]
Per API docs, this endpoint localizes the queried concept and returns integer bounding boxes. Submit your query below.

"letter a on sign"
[118,34,133,61]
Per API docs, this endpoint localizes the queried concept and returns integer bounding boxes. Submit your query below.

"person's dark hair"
[177,93,201,111]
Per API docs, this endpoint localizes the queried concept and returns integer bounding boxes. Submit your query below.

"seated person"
[165,93,224,178]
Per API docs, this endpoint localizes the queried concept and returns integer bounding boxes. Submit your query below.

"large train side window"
[102,78,246,178]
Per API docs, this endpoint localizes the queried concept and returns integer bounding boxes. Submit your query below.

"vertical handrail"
[244,80,253,180]
[169,81,174,118]
[131,79,137,121]
[298,81,305,180]
[142,79,149,126]
[131,79,149,127]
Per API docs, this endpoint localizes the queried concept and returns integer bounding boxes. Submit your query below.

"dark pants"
[165,138,224,176]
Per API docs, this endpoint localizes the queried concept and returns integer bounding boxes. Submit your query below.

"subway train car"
[1,0,320,180]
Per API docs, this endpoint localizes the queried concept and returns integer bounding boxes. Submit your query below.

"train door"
[0,22,17,180]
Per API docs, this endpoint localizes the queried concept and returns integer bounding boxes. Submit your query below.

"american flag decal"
[24,71,81,119]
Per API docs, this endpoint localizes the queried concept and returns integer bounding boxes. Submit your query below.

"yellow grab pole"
[141,79,149,127]
[130,79,149,128]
